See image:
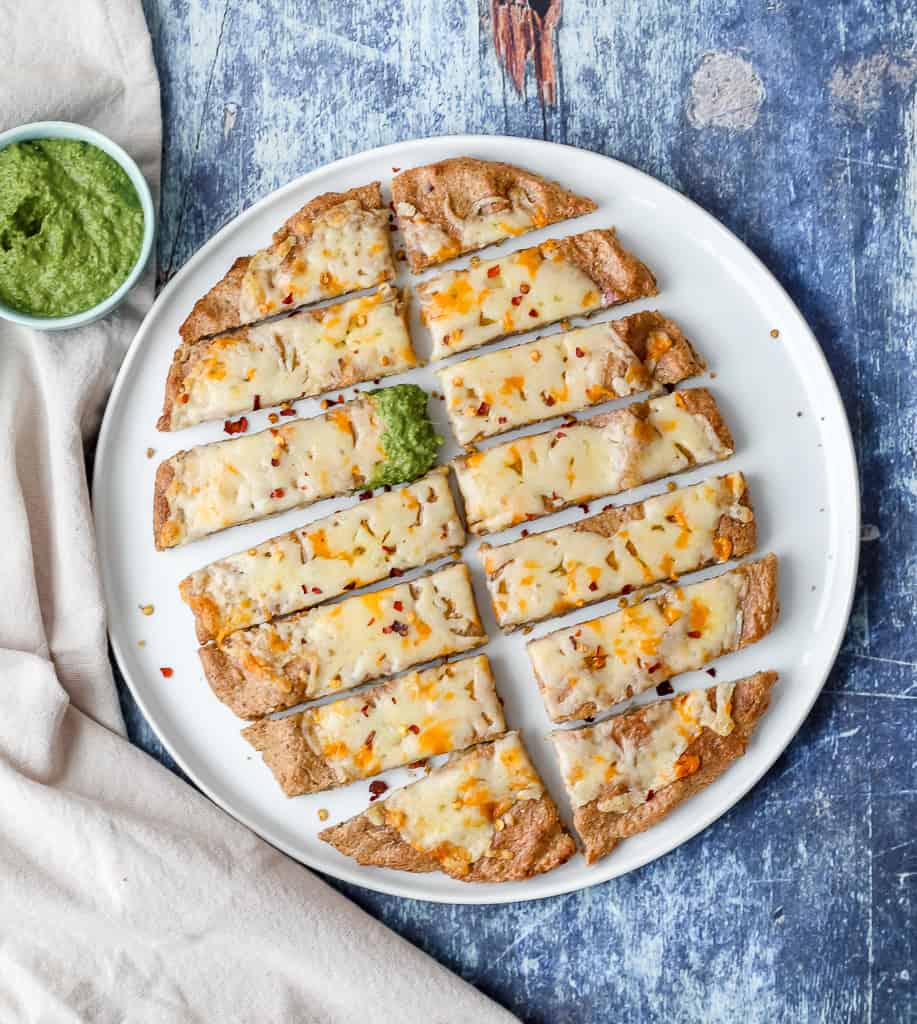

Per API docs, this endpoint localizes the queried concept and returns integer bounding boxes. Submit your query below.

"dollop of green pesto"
[0,139,144,317]
[367,384,442,488]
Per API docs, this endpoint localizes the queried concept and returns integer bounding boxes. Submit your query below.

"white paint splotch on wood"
[687,51,765,129]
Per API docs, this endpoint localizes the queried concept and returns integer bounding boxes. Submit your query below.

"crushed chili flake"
[408,759,426,769]
[519,282,531,294]
[391,166,400,172]
[511,295,522,306]
[588,581,598,592]
[407,724,420,734]
[555,431,567,438]
[706,667,717,677]
[359,490,373,500]
[544,395,556,406]
[224,416,248,434]
[271,457,280,467]
[388,567,404,578]
[252,394,261,411]
[393,600,404,612]
[320,399,332,410]
[282,293,293,305]
[528,309,538,317]
[368,780,388,801]
[575,347,585,358]
[159,667,173,678]
[383,485,392,492]
[647,662,661,674]
[579,503,590,514]
[477,401,490,416]
[656,681,674,696]
[621,584,634,595]
[687,630,702,639]
[646,789,655,801]
[360,704,370,718]
[521,529,529,538]
[343,582,356,591]
[498,416,508,424]
[311,586,322,594]
[390,621,409,635]
[487,265,501,278]
[280,406,296,416]
[270,488,285,499]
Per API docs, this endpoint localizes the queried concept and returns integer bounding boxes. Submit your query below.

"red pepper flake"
[477,401,490,416]
[311,586,322,594]
[487,265,500,278]
[369,780,388,801]
[383,485,392,493]
[389,223,397,231]
[575,347,585,358]
[359,490,373,500]
[360,704,370,718]
[389,567,404,578]
[282,293,293,305]
[178,394,189,404]
[393,600,404,612]
[343,582,356,591]
[253,394,261,411]
[555,431,567,438]
[224,416,248,434]
[528,309,538,318]
[498,416,508,424]
[271,458,280,467]
[621,584,634,595]
[646,789,655,801]
[647,662,661,674]
[408,759,426,769]
[521,529,529,538]
[382,544,396,555]
[407,724,420,734]
[656,681,674,696]
[159,667,173,678]
[391,166,401,172]
[280,406,296,417]
[544,395,556,406]
[519,282,531,294]
[588,581,598,592]
[391,621,409,636]
[511,295,522,306]
[270,488,285,499]
[579,503,590,514]
[706,667,717,677]
[687,630,702,639]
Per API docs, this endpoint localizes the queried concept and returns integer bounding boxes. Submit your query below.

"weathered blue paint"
[121,1,916,1020]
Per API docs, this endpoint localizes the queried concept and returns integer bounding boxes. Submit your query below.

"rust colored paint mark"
[490,0,562,106]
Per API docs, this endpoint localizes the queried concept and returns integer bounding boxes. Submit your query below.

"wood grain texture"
[125,1,917,1020]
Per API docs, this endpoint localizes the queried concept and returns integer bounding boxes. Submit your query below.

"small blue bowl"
[0,120,155,331]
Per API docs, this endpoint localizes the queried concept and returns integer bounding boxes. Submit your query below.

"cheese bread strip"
[199,563,486,719]
[453,389,734,536]
[180,468,464,644]
[481,473,755,631]
[320,732,575,882]
[552,672,777,864]
[242,655,505,796]
[153,384,440,549]
[418,228,658,360]
[528,554,779,723]
[179,184,394,345]
[392,157,596,272]
[438,312,705,445]
[160,286,416,431]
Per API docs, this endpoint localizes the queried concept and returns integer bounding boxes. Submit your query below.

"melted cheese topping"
[220,563,486,703]
[397,196,544,265]
[528,569,748,721]
[181,468,464,641]
[482,473,751,629]
[453,391,733,536]
[159,399,386,547]
[304,656,505,783]
[438,322,658,445]
[168,288,415,430]
[552,684,736,810]
[418,239,610,359]
[366,732,543,874]
[239,199,394,322]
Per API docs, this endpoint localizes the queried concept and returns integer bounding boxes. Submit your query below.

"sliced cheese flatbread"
[552,672,777,863]
[179,184,394,345]
[481,473,755,630]
[198,563,487,719]
[453,389,734,536]
[528,554,779,723]
[242,655,505,796]
[180,467,465,644]
[439,312,705,445]
[320,732,575,882]
[392,157,596,272]
[160,286,416,431]
[418,228,657,360]
[153,383,440,549]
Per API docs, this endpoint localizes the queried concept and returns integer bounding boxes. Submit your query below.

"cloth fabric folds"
[0,3,516,1020]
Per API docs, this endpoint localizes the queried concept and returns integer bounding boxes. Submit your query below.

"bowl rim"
[0,120,155,331]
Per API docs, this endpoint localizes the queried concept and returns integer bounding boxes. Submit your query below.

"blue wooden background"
[121,2,916,1020]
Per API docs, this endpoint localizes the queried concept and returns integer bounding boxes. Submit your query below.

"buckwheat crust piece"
[320,732,576,882]
[554,672,777,864]
[198,563,487,719]
[392,157,597,272]
[418,228,658,360]
[529,554,779,723]
[481,472,755,630]
[179,183,393,345]
[241,655,505,796]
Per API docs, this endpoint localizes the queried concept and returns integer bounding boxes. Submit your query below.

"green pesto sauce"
[367,384,443,488]
[0,139,144,317]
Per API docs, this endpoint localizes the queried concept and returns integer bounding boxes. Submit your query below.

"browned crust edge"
[273,182,383,245]
[553,229,658,306]
[674,388,735,453]
[572,671,778,864]
[393,158,597,272]
[241,715,338,796]
[198,645,278,721]
[530,553,779,723]
[610,310,707,384]
[152,458,177,551]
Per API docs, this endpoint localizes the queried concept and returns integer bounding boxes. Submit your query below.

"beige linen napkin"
[0,3,517,1021]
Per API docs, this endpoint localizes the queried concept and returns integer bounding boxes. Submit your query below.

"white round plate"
[94,135,859,904]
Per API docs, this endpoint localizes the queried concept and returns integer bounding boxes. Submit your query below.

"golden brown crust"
[320,794,575,882]
[552,229,658,305]
[573,671,778,864]
[273,182,383,245]
[198,645,296,720]
[610,310,706,384]
[178,256,251,347]
[241,716,338,796]
[152,459,176,551]
[715,489,757,559]
[392,158,597,271]
[736,553,780,646]
[179,580,223,646]
[675,388,735,452]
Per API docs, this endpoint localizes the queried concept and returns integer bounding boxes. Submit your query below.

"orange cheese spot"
[418,721,453,755]
[429,278,476,317]
[500,375,525,396]
[514,247,543,277]
[647,331,673,362]
[582,290,599,307]
[329,407,353,434]
[688,599,709,633]
[674,753,701,779]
